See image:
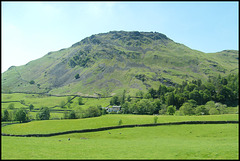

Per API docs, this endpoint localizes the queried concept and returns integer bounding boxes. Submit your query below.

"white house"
[105,106,121,113]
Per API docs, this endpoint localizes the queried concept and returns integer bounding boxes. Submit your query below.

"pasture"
[2,123,238,159]
[1,93,239,159]
[1,93,111,119]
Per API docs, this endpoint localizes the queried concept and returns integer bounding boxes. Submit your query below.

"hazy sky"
[1,1,239,73]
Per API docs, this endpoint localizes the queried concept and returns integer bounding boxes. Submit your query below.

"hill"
[1,31,238,96]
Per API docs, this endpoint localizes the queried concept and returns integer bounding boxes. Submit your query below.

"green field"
[1,93,239,159]
[1,93,111,119]
[2,123,238,159]
[2,114,238,135]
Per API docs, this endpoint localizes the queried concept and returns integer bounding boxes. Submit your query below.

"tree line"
[110,73,238,115]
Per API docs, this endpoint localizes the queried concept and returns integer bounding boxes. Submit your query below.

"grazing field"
[2,123,238,159]
[1,93,239,159]
[1,93,111,119]
[2,114,238,135]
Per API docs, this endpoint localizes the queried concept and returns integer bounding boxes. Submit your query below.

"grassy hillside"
[2,31,238,96]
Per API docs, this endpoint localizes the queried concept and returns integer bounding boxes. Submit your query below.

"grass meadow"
[1,93,239,159]
[1,93,111,119]
[2,123,238,159]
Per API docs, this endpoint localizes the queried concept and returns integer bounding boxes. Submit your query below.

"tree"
[195,105,209,115]
[36,107,50,120]
[166,92,175,106]
[189,90,201,105]
[179,102,195,115]
[167,105,176,115]
[78,97,84,105]
[127,95,132,102]
[118,119,123,125]
[136,90,144,99]
[148,88,157,99]
[7,103,15,110]
[68,110,77,119]
[3,109,10,121]
[209,108,219,115]
[15,108,27,123]
[75,73,80,79]
[154,116,158,124]
[120,89,126,105]
[110,96,120,106]
[29,104,34,111]
[29,80,35,84]
[85,106,101,117]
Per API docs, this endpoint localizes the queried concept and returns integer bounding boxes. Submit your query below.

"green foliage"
[60,101,66,108]
[36,107,50,120]
[118,119,123,125]
[110,96,120,106]
[195,105,209,115]
[78,97,84,105]
[167,105,176,115]
[14,108,27,123]
[209,108,220,115]
[75,74,80,79]
[135,74,147,82]
[153,116,158,123]
[85,106,101,118]
[29,104,34,111]
[7,103,15,110]
[179,102,195,115]
[29,80,35,84]
[2,109,10,121]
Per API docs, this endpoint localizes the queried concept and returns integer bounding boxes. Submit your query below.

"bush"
[179,102,195,115]
[15,108,27,123]
[2,109,10,121]
[75,74,80,79]
[195,105,209,115]
[154,116,158,123]
[167,105,176,115]
[209,108,219,115]
[118,119,123,125]
[29,80,35,84]
[7,103,15,110]
[36,107,50,120]
[29,104,34,111]
[159,104,167,115]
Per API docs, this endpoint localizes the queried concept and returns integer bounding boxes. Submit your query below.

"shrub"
[75,74,80,79]
[29,80,35,84]
[167,105,176,115]
[209,108,219,115]
[195,105,209,115]
[179,102,195,115]
[2,109,10,121]
[15,108,27,123]
[36,107,50,120]
[7,103,15,110]
[29,104,34,111]
[154,116,158,124]
[118,119,123,125]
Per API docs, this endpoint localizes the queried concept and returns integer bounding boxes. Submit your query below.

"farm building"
[102,106,121,113]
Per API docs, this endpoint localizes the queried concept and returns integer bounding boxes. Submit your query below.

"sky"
[1,1,239,73]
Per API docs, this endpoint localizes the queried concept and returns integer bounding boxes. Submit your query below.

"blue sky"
[1,1,239,72]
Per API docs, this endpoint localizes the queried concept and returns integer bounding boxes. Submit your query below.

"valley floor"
[2,123,238,159]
